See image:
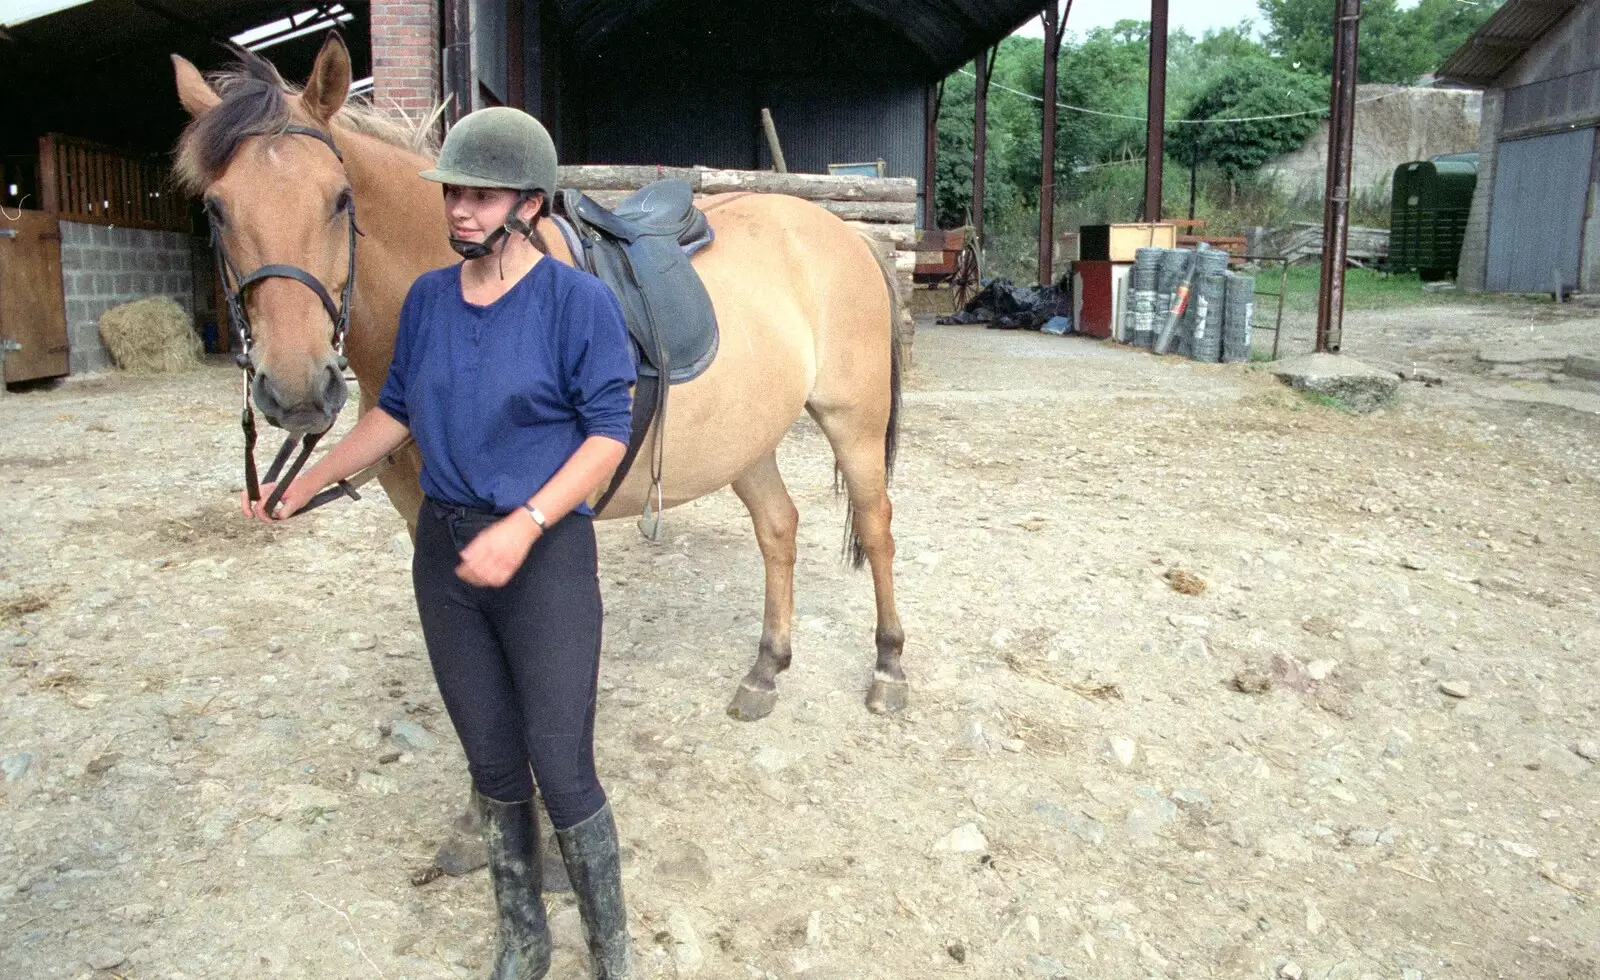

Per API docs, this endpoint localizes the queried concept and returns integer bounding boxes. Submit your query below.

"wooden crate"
[1079,222,1177,262]
[1177,235,1248,261]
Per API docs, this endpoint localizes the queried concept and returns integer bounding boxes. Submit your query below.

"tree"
[934,37,1042,228]
[1166,56,1328,213]
[1260,0,1503,83]
[1195,23,1269,62]
[1408,0,1504,68]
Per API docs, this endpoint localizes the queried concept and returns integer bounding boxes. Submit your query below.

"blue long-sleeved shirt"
[377,259,636,515]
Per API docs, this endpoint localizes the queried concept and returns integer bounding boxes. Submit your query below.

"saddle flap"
[556,179,719,387]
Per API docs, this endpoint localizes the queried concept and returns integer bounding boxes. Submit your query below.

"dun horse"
[172,36,908,725]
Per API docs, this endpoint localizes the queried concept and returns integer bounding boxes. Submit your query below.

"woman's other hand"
[455,512,539,587]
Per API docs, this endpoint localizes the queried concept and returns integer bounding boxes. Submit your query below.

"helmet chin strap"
[448,190,539,278]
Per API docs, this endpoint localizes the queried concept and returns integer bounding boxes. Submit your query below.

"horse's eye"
[205,198,226,226]
[333,188,353,215]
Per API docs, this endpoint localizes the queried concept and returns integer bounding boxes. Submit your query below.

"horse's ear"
[172,54,221,117]
[301,32,352,122]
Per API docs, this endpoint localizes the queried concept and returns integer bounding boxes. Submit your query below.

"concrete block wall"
[59,221,195,375]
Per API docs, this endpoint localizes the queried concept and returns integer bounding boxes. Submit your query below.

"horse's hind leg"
[810,405,906,714]
[726,452,799,722]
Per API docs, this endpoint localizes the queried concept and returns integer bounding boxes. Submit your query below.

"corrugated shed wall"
[1500,0,1600,135]
[759,77,925,177]
[581,74,762,171]
[575,74,925,179]
[1460,1,1600,292]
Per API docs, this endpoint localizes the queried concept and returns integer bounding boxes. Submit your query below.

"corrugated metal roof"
[1437,0,1582,86]
[560,0,1044,77]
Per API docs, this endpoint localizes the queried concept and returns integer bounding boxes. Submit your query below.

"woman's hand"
[239,479,316,523]
[456,512,539,587]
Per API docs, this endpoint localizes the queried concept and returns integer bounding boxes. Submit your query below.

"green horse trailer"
[1389,154,1479,280]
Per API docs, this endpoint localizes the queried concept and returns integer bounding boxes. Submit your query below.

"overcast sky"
[1012,0,1424,40]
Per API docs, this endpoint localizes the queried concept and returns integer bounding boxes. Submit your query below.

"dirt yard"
[2,300,1598,980]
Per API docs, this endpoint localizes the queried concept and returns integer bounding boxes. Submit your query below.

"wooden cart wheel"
[951,241,981,313]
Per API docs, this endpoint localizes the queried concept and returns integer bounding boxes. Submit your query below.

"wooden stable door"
[0,210,70,383]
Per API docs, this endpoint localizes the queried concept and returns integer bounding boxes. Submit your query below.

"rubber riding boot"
[554,802,632,978]
[479,795,553,980]
[435,786,488,876]
[535,794,572,893]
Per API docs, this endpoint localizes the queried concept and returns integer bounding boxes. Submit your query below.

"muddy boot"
[537,804,572,894]
[554,803,632,979]
[480,796,552,980]
[435,786,487,876]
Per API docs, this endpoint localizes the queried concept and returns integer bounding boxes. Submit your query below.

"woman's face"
[444,186,520,244]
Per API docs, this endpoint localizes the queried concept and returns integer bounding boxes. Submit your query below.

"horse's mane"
[174,47,440,194]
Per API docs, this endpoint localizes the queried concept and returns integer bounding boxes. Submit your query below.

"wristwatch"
[522,502,548,530]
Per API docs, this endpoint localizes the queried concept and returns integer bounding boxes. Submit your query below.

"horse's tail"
[838,235,904,569]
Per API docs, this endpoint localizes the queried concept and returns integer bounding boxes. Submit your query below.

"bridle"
[212,124,363,517]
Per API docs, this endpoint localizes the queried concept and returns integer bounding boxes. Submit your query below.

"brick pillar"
[371,0,440,121]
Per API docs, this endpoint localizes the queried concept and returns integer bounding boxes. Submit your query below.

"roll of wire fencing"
[1223,272,1256,363]
[1155,248,1191,349]
[1190,274,1227,363]
[1131,247,1165,348]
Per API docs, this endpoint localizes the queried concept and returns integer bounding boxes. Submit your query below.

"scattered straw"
[98,297,203,374]
[1165,568,1207,595]
[304,892,386,978]
[1003,652,1122,702]
[0,592,53,623]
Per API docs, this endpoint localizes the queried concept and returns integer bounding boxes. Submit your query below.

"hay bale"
[98,297,202,373]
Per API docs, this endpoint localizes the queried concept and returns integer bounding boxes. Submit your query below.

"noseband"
[213,124,362,517]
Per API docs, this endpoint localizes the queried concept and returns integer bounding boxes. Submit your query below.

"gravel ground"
[2,302,1597,980]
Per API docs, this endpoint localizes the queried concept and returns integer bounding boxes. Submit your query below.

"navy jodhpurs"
[412,497,607,830]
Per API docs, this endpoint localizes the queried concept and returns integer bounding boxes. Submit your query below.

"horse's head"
[174,35,356,435]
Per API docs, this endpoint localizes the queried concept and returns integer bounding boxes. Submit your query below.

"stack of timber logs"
[556,166,919,357]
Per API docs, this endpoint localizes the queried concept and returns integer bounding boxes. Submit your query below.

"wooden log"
[556,165,704,191]
[569,188,916,227]
[696,169,918,202]
[559,166,917,203]
[574,189,634,209]
[843,221,918,247]
[812,199,917,223]
[760,108,788,174]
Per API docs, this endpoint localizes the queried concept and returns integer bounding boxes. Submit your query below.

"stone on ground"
[1267,353,1400,413]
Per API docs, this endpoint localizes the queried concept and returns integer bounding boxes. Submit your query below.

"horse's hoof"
[433,831,486,876]
[726,683,779,722]
[865,678,910,715]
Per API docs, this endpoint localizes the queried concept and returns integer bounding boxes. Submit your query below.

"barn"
[1440,0,1600,295]
[1,1,377,382]
[1,0,1047,389]
[373,1,1046,220]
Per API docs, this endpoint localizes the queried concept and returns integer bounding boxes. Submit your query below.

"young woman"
[244,106,636,980]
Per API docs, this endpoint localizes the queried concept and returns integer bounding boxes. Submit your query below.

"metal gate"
[1486,127,1596,294]
[0,210,69,385]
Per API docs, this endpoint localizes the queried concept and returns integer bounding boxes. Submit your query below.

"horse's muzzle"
[252,358,348,434]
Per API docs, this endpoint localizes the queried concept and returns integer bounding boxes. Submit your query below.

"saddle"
[553,178,720,529]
